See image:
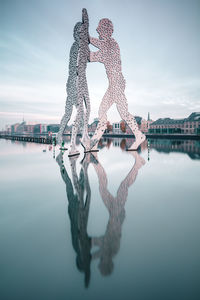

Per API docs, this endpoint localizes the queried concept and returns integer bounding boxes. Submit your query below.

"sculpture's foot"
[81,134,90,145]
[89,143,99,152]
[68,149,80,157]
[127,132,146,151]
[90,139,99,151]
[59,147,68,150]
[81,139,99,153]
[81,136,90,151]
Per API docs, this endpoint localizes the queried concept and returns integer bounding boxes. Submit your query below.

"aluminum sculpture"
[83,18,146,151]
[57,22,82,147]
[58,9,146,154]
[57,9,90,156]
[69,8,91,156]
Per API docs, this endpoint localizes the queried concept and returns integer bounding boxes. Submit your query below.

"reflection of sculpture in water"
[56,151,92,287]
[57,21,82,146]
[56,149,145,282]
[83,18,146,152]
[91,151,145,275]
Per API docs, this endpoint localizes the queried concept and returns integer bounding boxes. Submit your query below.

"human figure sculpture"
[69,8,91,156]
[56,151,92,287]
[84,18,146,151]
[56,21,82,147]
[91,151,145,275]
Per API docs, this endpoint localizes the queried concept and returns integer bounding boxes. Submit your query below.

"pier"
[0,135,55,145]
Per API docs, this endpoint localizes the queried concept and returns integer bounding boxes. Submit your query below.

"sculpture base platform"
[84,149,99,153]
[68,151,80,157]
[126,148,137,151]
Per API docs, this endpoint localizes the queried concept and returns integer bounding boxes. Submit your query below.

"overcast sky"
[0,0,200,128]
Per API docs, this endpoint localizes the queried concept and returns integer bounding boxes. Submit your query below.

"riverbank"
[0,133,200,145]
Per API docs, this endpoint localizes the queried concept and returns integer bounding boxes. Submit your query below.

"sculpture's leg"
[81,89,91,147]
[83,90,112,152]
[57,99,73,146]
[116,97,146,150]
[69,101,83,157]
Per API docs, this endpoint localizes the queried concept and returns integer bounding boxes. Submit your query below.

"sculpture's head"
[73,22,82,41]
[97,18,113,40]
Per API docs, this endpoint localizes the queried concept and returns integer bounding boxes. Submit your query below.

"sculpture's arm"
[89,37,102,49]
[82,8,89,28]
[90,50,102,62]
[69,43,79,73]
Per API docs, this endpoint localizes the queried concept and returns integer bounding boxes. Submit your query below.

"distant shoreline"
[0,133,200,145]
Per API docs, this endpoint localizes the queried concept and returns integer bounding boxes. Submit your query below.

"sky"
[0,0,200,129]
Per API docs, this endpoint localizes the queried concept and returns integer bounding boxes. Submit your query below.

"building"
[112,122,122,134]
[11,123,20,134]
[47,124,60,133]
[149,112,200,134]
[33,124,47,134]
[5,125,11,134]
[10,122,35,135]
[140,112,154,133]
[23,124,35,134]
[88,119,99,135]
[140,119,148,133]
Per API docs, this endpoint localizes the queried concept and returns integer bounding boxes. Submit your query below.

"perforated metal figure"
[57,21,82,146]
[69,8,91,156]
[85,18,146,151]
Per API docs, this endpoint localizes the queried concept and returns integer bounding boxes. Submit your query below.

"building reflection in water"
[7,135,200,159]
[148,138,200,159]
[56,148,145,285]
[98,137,200,159]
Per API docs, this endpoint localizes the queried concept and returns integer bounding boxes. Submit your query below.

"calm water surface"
[0,138,200,300]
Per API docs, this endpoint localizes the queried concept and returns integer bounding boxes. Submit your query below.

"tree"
[120,121,126,133]
[107,121,113,132]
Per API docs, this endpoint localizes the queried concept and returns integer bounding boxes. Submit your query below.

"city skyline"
[3,112,199,137]
[1,0,200,129]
